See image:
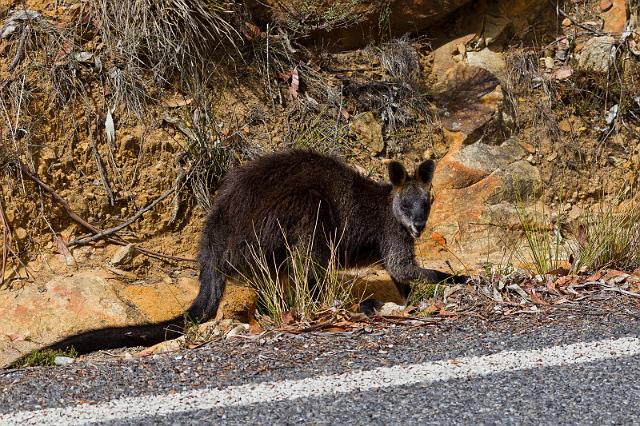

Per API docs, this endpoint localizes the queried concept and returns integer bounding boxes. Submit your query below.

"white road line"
[2,336,639,425]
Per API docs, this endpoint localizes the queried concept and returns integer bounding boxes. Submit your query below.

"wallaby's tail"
[40,228,227,355]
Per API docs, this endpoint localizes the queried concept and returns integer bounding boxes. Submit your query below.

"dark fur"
[44,150,463,354]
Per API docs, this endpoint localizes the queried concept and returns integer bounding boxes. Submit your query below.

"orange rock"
[601,0,627,33]
[600,0,613,11]
[0,270,257,367]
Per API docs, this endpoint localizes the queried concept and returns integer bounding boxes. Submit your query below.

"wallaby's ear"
[415,159,435,186]
[388,161,407,186]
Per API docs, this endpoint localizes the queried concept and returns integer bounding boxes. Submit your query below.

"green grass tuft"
[11,348,78,368]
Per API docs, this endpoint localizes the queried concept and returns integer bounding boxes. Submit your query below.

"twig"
[0,196,11,287]
[134,246,195,263]
[8,24,30,71]
[551,1,605,36]
[88,121,115,206]
[300,318,337,332]
[602,287,640,298]
[18,161,196,263]
[69,187,175,246]
[18,160,100,233]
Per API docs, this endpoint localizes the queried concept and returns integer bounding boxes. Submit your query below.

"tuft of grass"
[90,0,240,113]
[234,225,360,325]
[249,26,337,107]
[173,94,260,211]
[508,183,639,276]
[287,105,352,156]
[274,0,371,36]
[505,49,559,143]
[569,196,640,273]
[11,348,78,368]
[342,38,431,137]
[407,282,447,306]
[513,184,566,276]
[180,313,221,347]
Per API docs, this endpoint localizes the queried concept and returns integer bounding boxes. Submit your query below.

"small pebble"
[54,356,74,366]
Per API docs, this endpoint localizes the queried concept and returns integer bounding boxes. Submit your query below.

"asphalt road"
[1,306,639,425]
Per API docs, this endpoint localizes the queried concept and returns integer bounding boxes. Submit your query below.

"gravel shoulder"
[1,299,638,416]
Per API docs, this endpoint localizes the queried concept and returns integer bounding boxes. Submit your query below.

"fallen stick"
[8,24,29,71]
[18,160,99,233]
[69,188,175,246]
[18,161,196,263]
[134,246,195,263]
[0,196,10,287]
[602,287,640,298]
[88,128,115,206]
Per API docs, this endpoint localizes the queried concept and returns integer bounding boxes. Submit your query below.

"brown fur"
[193,150,462,320]
[43,150,463,354]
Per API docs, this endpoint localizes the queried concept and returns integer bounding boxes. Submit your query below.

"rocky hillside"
[1,0,639,366]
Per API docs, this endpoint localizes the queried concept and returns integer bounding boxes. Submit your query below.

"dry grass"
[176,98,260,211]
[274,0,371,36]
[234,225,360,325]
[90,0,241,115]
[343,38,431,138]
[569,195,640,273]
[249,27,337,106]
[286,103,352,156]
[505,49,560,142]
[510,180,640,276]
[512,180,567,276]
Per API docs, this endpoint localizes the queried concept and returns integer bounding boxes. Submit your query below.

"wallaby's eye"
[401,202,412,212]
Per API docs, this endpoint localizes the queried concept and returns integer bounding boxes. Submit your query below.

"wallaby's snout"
[388,159,434,239]
[412,222,425,237]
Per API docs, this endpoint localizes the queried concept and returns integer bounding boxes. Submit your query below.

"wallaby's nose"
[414,223,425,234]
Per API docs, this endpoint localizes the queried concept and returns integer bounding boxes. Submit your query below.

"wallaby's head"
[388,159,435,238]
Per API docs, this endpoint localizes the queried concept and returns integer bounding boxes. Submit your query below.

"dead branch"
[0,195,11,287]
[17,160,196,263]
[18,160,100,233]
[69,187,175,246]
[88,121,115,206]
[135,246,195,263]
[8,24,30,71]
[601,286,640,298]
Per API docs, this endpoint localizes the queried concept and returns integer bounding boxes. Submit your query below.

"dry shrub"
[505,49,559,140]
[92,0,240,75]
[175,95,260,211]
[570,196,640,273]
[90,0,241,114]
[234,226,360,325]
[249,27,337,106]
[271,0,372,36]
[286,102,352,156]
[1,9,84,104]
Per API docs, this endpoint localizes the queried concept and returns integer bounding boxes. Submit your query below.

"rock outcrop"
[0,271,257,368]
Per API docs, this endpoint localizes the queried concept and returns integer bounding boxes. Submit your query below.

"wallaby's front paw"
[359,299,384,317]
[451,274,470,284]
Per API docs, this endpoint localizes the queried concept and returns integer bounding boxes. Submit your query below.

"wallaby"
[45,150,465,354]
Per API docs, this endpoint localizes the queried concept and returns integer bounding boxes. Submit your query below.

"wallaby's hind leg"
[393,279,413,300]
